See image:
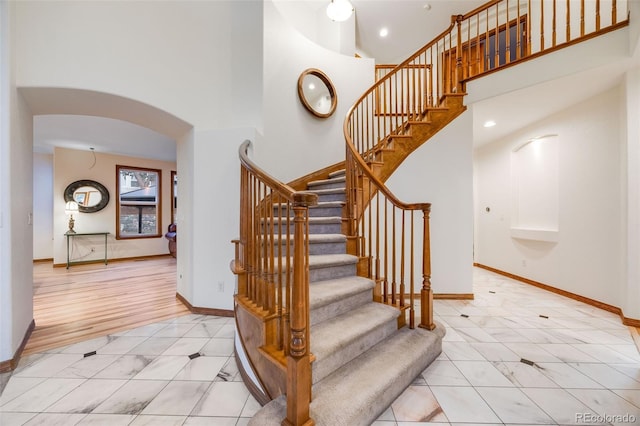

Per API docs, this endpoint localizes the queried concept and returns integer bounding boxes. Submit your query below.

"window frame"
[116,165,162,240]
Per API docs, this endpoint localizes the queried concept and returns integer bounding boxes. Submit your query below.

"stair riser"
[308,181,346,190]
[260,221,342,235]
[310,290,371,326]
[311,318,397,384]
[315,193,346,203]
[261,241,346,256]
[310,263,356,283]
[272,206,343,218]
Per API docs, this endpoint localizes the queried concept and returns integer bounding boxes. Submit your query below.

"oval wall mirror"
[64,180,110,213]
[297,68,337,118]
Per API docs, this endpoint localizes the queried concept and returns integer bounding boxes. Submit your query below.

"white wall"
[623,67,640,320]
[52,148,176,265]
[0,1,34,364]
[33,152,53,260]
[474,87,624,309]
[272,0,356,57]
[260,0,374,182]
[14,1,262,131]
[386,112,475,295]
[7,1,264,319]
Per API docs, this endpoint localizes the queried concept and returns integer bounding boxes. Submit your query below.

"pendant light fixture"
[326,0,354,22]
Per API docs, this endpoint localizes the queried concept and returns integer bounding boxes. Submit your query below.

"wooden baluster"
[465,17,470,78]
[475,14,481,73]
[367,177,373,277]
[277,195,285,350]
[580,0,585,36]
[283,204,314,426]
[540,0,545,50]
[250,175,258,302]
[409,210,415,329]
[383,198,389,303]
[456,15,463,93]
[485,9,490,70]
[552,0,557,47]
[268,191,275,314]
[527,0,532,55]
[260,184,267,309]
[419,206,435,330]
[429,47,434,107]
[375,191,381,302]
[516,0,522,60]
[284,202,292,356]
[596,0,601,31]
[494,4,499,68]
[391,206,397,305]
[612,0,617,25]
[400,210,405,308]
[506,0,511,64]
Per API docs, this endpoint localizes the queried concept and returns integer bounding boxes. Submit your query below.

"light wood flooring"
[24,256,190,355]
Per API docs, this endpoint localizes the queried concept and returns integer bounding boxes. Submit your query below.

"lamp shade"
[65,201,79,215]
[327,0,354,22]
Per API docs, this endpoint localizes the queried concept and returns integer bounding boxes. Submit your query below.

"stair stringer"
[371,93,467,184]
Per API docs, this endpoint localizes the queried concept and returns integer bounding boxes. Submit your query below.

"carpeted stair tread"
[274,201,344,209]
[264,216,342,224]
[310,302,398,362]
[308,216,342,224]
[328,169,346,178]
[308,253,357,269]
[266,233,346,244]
[306,187,346,196]
[309,276,376,325]
[309,276,374,310]
[310,201,345,208]
[248,324,446,426]
[307,176,346,187]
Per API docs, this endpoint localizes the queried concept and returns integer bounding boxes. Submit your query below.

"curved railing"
[233,140,315,426]
[344,0,629,331]
[233,1,630,425]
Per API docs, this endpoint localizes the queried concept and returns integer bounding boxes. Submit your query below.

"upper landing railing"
[344,0,629,337]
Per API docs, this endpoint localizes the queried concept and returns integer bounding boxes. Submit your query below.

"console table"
[65,232,110,269]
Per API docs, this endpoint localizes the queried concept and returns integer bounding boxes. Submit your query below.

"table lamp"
[65,201,79,234]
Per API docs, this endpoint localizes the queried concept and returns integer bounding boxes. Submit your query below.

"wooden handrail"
[236,140,316,426]
[345,0,629,331]
[233,1,630,423]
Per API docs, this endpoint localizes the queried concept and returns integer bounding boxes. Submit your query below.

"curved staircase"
[232,1,629,424]
[247,170,445,426]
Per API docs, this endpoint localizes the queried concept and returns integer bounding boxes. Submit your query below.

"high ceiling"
[32,0,634,160]
[352,0,485,64]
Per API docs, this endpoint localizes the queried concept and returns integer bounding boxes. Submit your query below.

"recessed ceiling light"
[483,120,496,128]
[379,27,389,37]
[423,4,432,10]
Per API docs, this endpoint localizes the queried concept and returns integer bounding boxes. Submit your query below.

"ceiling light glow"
[379,27,389,37]
[483,120,496,128]
[326,0,354,22]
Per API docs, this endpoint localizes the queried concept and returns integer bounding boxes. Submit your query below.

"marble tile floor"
[1,267,639,425]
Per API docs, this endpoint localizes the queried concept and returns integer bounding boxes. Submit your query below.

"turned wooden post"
[283,202,314,426]
[419,206,435,330]
[455,15,464,94]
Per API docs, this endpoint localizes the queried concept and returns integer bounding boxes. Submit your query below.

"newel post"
[419,206,435,330]
[283,200,314,426]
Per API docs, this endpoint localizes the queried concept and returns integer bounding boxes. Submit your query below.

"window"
[116,165,162,239]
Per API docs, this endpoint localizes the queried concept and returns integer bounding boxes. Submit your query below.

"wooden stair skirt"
[235,170,445,425]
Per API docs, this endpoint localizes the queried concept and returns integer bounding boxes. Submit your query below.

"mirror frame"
[64,179,110,213]
[297,68,337,118]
